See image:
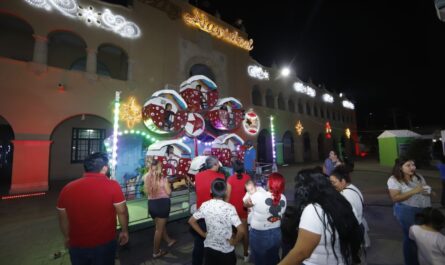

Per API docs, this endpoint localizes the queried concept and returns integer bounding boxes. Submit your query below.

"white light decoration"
[342,100,355,109]
[293,82,316,97]
[111,91,121,179]
[247,65,269,80]
[270,116,277,172]
[24,0,141,39]
[322,93,334,103]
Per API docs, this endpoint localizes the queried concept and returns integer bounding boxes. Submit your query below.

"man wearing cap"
[57,152,129,265]
[244,140,256,180]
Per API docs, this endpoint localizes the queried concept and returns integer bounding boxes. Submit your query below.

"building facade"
[0,0,357,194]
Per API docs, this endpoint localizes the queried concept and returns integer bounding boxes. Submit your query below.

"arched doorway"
[317,133,325,161]
[0,116,14,194]
[257,129,272,163]
[303,132,311,162]
[282,131,294,164]
[189,63,216,82]
[49,114,112,182]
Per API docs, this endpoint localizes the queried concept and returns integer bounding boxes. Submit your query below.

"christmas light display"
[24,0,141,38]
[322,93,334,103]
[295,120,304,136]
[120,97,142,129]
[248,65,269,80]
[183,9,253,51]
[293,82,316,97]
[342,100,355,109]
[325,122,332,139]
[111,91,121,177]
[345,128,351,139]
[270,116,277,172]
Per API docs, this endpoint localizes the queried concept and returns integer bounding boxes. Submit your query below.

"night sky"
[105,0,445,131]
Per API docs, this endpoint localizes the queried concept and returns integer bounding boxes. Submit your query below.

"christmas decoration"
[295,120,304,136]
[120,97,142,129]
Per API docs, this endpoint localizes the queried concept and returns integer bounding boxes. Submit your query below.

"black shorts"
[148,198,171,219]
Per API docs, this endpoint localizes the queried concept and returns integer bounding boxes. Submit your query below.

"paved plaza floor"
[0,159,443,265]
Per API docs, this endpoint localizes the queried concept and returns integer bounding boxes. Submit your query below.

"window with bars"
[71,128,106,163]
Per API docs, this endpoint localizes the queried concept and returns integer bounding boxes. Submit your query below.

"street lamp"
[280,67,290,77]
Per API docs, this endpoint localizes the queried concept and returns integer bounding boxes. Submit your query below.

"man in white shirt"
[189,179,245,265]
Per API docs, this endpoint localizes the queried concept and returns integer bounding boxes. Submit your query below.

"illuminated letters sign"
[24,0,141,38]
[322,93,334,103]
[183,9,254,51]
[342,100,355,109]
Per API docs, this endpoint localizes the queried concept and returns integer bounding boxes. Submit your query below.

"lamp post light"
[280,67,290,77]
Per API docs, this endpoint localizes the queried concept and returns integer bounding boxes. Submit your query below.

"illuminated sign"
[322,93,334,103]
[293,82,316,97]
[24,0,141,38]
[243,110,260,135]
[183,9,253,51]
[248,65,269,80]
[342,100,355,109]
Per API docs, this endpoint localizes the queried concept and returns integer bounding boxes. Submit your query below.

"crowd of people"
[56,149,445,265]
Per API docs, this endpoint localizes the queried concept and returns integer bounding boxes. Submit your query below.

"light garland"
[248,65,269,80]
[295,120,304,136]
[322,93,334,103]
[342,100,355,109]
[183,9,253,51]
[24,0,141,38]
[111,91,121,177]
[270,116,276,162]
[120,97,142,129]
[293,82,316,97]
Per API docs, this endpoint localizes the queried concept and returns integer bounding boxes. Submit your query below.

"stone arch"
[277,92,285,110]
[288,98,295,113]
[265,89,275,109]
[0,12,34,62]
[97,43,128,80]
[257,129,272,163]
[303,132,311,162]
[252,85,263,106]
[49,114,112,181]
[282,131,295,163]
[189,63,216,82]
[47,30,87,71]
[0,115,15,193]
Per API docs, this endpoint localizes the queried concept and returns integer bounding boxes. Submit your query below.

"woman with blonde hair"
[144,159,176,258]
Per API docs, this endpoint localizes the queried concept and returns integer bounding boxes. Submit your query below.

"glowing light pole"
[270,116,278,172]
[111,91,121,179]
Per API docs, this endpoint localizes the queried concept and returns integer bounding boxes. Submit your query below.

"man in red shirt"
[192,156,224,265]
[57,152,129,265]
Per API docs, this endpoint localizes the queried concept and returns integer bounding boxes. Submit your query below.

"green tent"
[378,130,420,166]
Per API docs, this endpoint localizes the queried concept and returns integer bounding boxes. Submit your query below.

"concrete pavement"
[0,158,443,265]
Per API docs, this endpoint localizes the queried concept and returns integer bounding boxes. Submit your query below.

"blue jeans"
[191,219,207,265]
[393,203,423,265]
[250,227,281,265]
[69,239,116,265]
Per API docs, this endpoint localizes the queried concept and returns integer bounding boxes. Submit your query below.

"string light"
[322,93,334,103]
[247,65,269,80]
[342,100,355,109]
[111,91,121,178]
[183,9,253,51]
[293,82,316,97]
[24,0,141,38]
[1,192,46,200]
[295,120,304,136]
[120,97,142,129]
